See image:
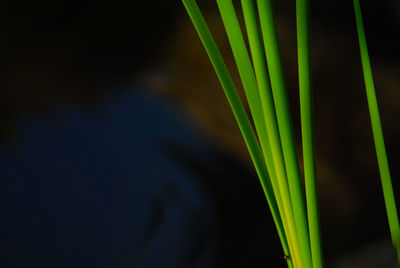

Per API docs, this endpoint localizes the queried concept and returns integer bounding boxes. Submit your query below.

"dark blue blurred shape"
[0,86,218,267]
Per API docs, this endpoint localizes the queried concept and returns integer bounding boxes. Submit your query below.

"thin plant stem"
[257,0,312,267]
[181,0,291,262]
[353,0,400,262]
[296,0,324,267]
[240,0,302,266]
[214,0,272,161]
[215,2,302,265]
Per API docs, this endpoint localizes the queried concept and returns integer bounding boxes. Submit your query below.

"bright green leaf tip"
[353,0,400,264]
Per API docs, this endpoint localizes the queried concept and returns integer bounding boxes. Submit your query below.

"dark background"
[0,0,399,267]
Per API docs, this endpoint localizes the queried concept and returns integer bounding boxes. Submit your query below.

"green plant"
[182,0,400,267]
[353,0,400,263]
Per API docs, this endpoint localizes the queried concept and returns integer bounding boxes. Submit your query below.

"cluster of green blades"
[182,0,400,266]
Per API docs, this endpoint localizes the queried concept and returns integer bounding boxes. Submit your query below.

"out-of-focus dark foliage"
[0,1,177,76]
[0,1,178,142]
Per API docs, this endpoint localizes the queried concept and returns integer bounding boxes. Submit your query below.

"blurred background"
[0,0,400,267]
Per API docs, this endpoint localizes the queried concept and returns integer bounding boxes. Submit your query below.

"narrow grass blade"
[257,0,312,267]
[296,0,324,267]
[214,0,271,152]
[240,0,302,265]
[353,0,400,262]
[181,0,291,261]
